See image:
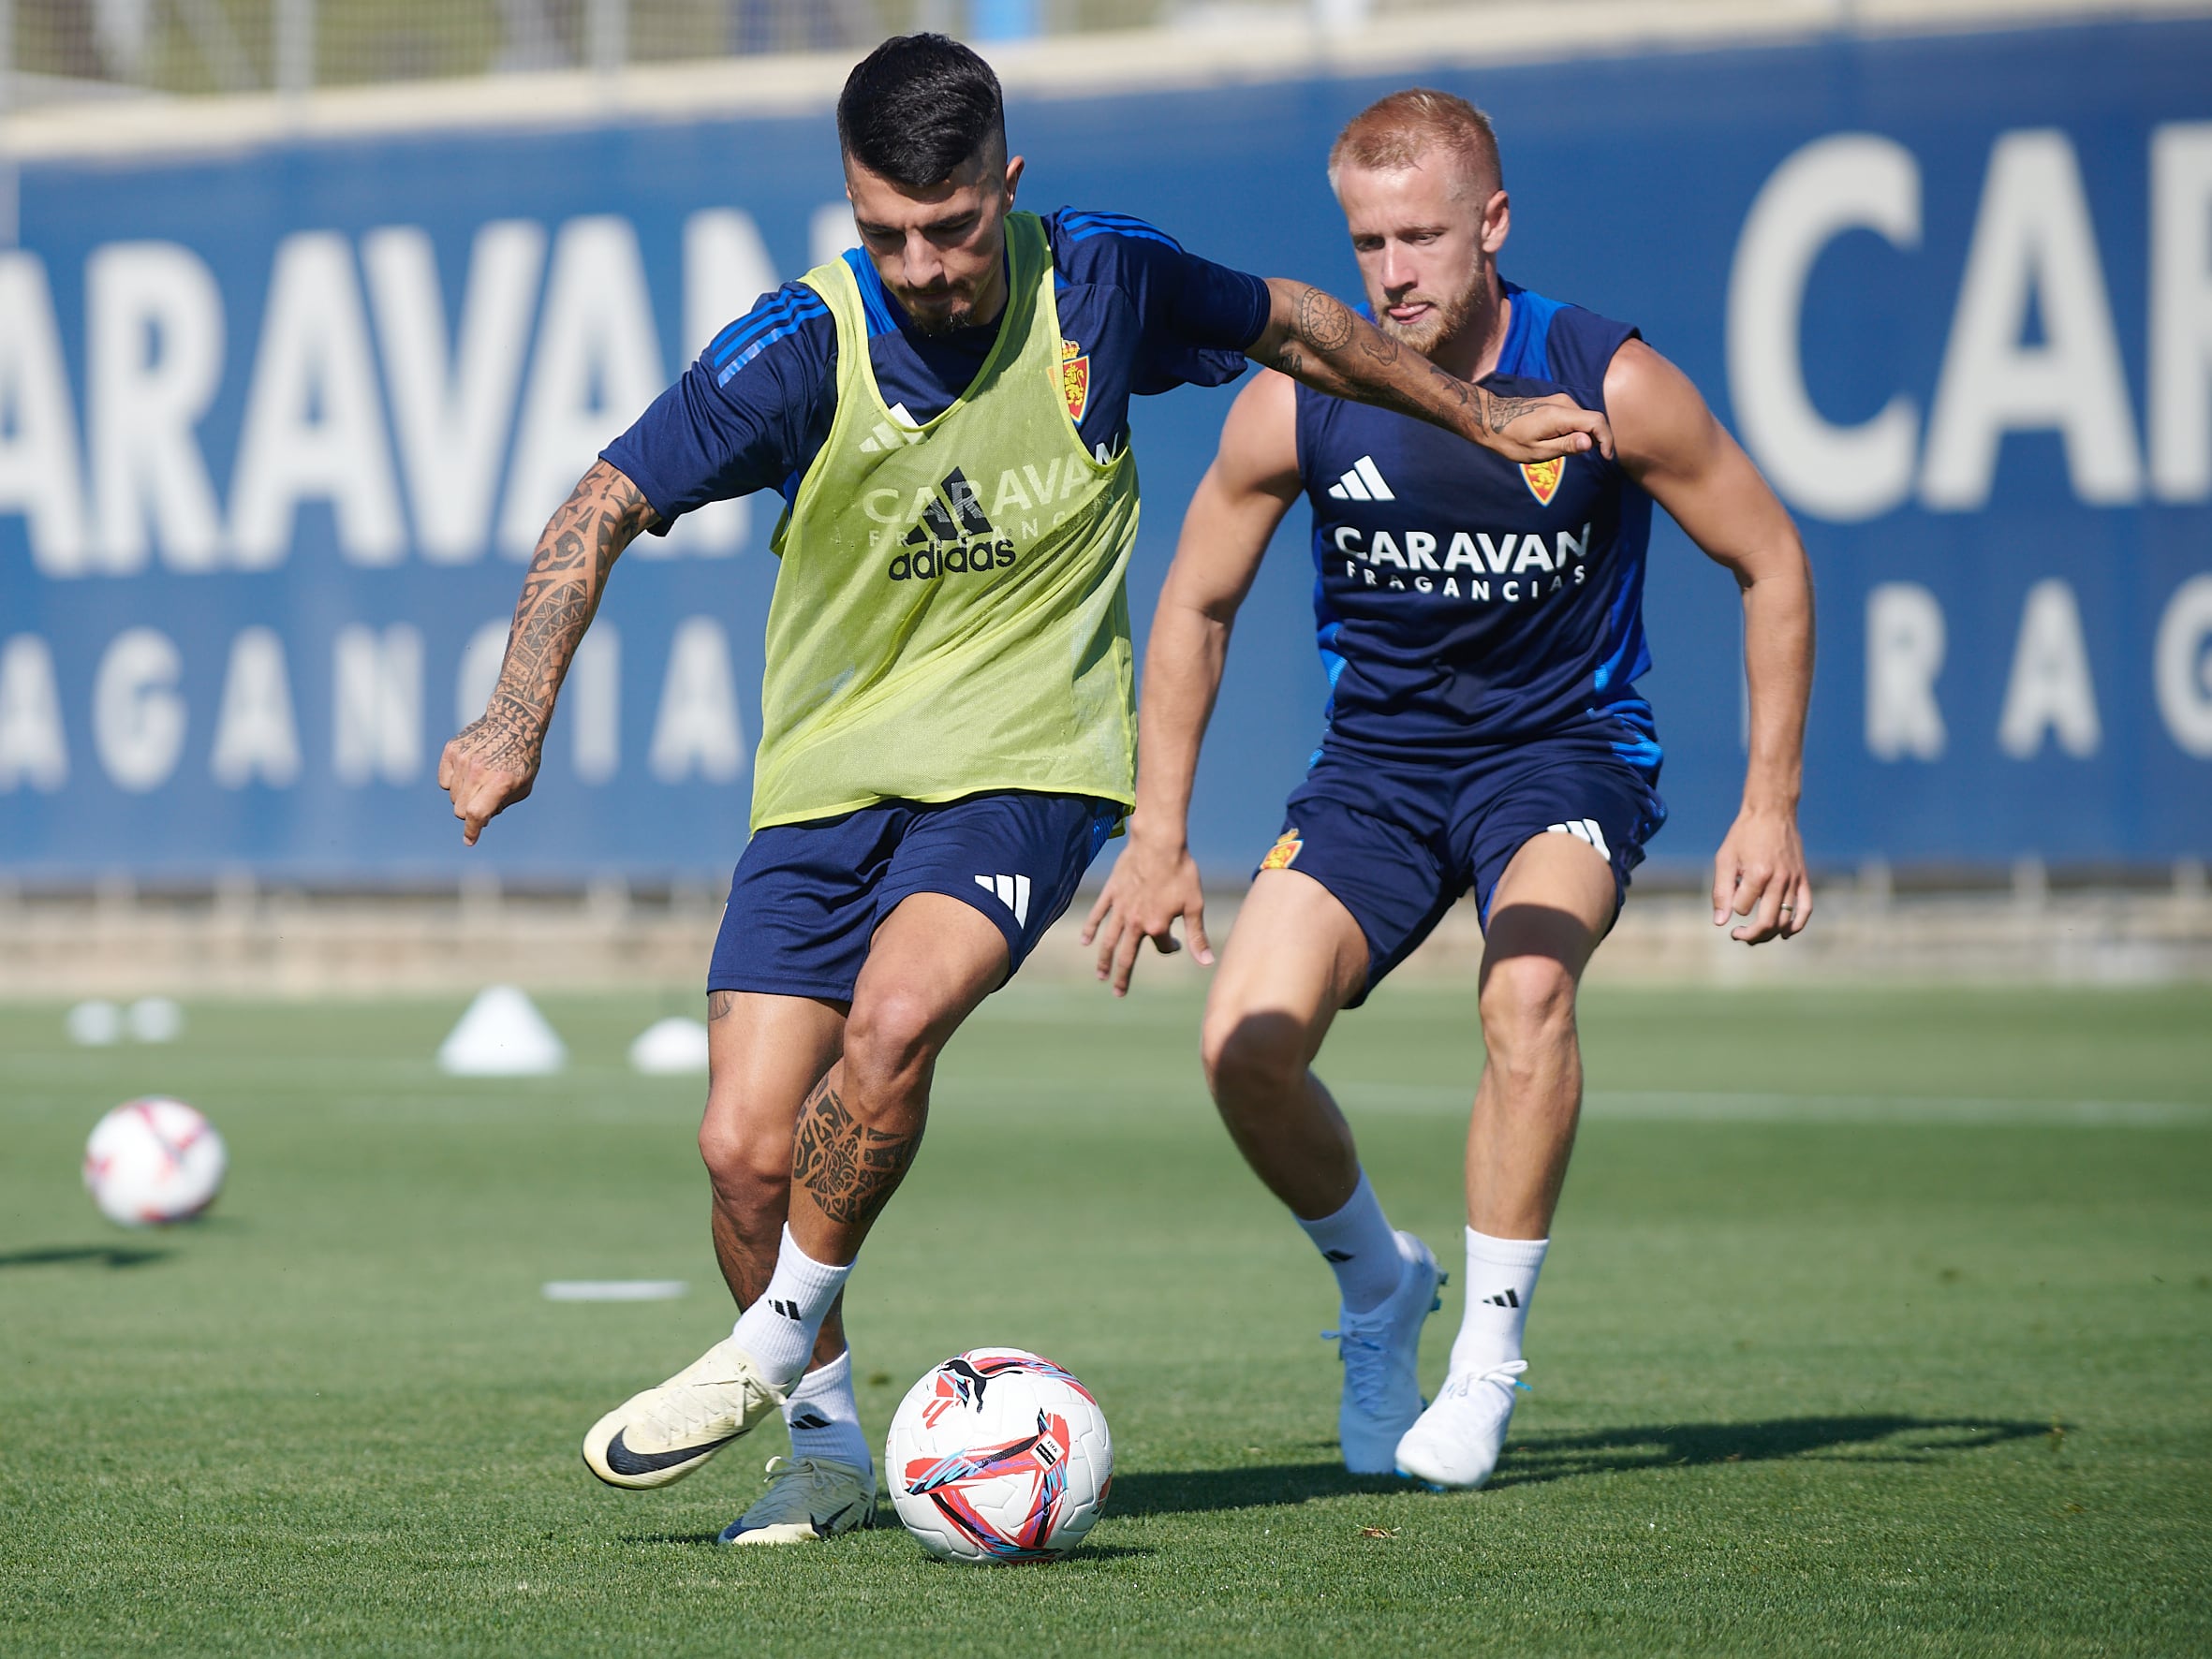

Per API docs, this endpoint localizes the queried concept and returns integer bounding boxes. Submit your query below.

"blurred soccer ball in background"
[886,1347,1113,1564]
[83,1098,228,1227]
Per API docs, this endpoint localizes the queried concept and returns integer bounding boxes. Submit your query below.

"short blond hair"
[1327,88,1501,200]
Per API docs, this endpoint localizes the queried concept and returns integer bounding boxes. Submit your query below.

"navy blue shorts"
[1262,723,1666,1006]
[708,791,1122,1001]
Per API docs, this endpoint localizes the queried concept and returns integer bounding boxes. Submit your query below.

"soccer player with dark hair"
[1085,88,1815,1489]
[438,41,1610,1543]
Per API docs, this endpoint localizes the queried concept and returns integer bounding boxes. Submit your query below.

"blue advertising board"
[2,16,2208,880]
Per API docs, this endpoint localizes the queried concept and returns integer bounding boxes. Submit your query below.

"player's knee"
[1202,1007,1308,1112]
[697,1114,789,1205]
[843,985,943,1089]
[1478,953,1578,1063]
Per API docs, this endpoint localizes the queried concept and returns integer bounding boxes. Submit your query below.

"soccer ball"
[886,1347,1113,1563]
[82,1098,227,1227]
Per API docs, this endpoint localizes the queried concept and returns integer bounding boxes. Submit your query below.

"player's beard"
[900,283,983,336]
[1377,273,1481,358]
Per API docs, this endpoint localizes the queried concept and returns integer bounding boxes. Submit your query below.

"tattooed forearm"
[1257,276,1598,461]
[470,461,656,755]
[790,1079,921,1227]
[1424,361,1470,407]
[1482,392,1545,433]
[1293,285,1356,353]
[1276,281,1503,434]
[449,691,549,775]
[707,991,736,1021]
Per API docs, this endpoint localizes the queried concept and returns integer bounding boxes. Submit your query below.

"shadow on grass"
[1488,1415,2051,1490]
[0,1243,172,1270]
[1109,1464,1408,1518]
[1112,1417,2049,1515]
[618,1527,1155,1564]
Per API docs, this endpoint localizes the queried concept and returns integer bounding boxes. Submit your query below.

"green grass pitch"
[4,981,2209,1656]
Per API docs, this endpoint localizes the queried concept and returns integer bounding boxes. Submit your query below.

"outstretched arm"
[1084,369,1303,994]
[438,459,659,844]
[1250,278,1613,464]
[1605,339,1815,944]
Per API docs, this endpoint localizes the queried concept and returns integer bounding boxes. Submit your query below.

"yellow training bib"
[748,213,1140,830]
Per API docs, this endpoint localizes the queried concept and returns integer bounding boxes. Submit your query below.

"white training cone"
[67,1000,123,1046]
[127,996,185,1043]
[628,1016,710,1076]
[437,985,567,1077]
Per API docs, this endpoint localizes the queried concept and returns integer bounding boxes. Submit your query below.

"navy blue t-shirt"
[605,208,1272,525]
[1295,283,1658,765]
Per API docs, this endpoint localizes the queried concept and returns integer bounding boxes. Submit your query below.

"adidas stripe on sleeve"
[601,281,839,530]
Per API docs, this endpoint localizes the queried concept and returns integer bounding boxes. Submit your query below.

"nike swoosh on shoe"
[602,1428,740,1477]
[810,1502,862,1539]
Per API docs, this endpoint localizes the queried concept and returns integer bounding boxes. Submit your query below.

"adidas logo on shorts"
[1545,819,1613,859]
[974,874,1032,926]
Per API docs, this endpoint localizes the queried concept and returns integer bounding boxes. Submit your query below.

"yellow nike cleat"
[716,1455,877,1546]
[582,1337,786,1490]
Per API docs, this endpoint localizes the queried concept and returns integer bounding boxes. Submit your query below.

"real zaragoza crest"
[1519,457,1564,507]
[1061,338,1090,423]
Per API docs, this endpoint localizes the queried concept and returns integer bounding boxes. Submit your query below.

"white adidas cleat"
[582,1336,786,1490]
[1394,1359,1529,1490]
[717,1455,877,1546]
[1327,1229,1443,1475]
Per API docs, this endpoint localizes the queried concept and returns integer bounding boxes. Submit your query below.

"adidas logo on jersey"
[973,873,1032,926]
[887,467,1018,581]
[1545,819,1613,859]
[858,403,923,454]
[1326,454,1396,503]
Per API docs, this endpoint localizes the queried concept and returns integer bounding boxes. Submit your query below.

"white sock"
[1295,1169,1402,1314]
[1450,1226,1549,1375]
[783,1350,873,1474]
[730,1226,852,1388]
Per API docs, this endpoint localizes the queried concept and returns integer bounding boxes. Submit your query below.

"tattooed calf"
[791,1080,921,1226]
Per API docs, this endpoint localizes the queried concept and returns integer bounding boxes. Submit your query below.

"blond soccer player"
[1087,89,1814,1489]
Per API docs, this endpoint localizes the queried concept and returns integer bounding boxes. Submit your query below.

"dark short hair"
[836,34,1006,189]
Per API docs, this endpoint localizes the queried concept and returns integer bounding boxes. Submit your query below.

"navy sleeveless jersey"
[1295,284,1658,765]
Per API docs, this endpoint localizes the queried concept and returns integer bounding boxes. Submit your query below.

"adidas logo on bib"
[888,467,1017,581]
[1326,454,1396,503]
[859,402,923,454]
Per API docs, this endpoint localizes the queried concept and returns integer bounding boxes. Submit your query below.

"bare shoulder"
[1602,338,1721,476]
[1216,368,1302,494]
[1602,338,1705,416]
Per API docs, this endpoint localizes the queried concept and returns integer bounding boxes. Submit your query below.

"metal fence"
[0,0,1459,101]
